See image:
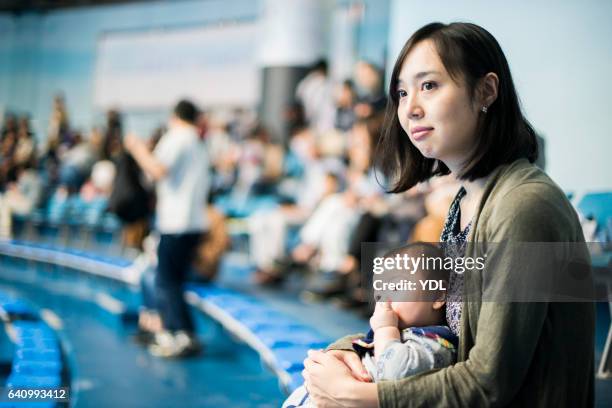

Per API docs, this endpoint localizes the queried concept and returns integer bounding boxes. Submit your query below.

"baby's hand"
[369,300,398,331]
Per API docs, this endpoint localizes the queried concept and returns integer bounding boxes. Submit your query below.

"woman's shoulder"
[488,159,557,196]
[477,160,582,241]
[490,161,566,211]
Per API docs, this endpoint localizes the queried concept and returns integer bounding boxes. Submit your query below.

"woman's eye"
[397,89,407,98]
[421,81,437,91]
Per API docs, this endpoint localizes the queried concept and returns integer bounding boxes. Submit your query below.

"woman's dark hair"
[377,22,538,193]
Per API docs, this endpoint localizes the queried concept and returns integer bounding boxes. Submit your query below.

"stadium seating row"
[185,284,330,392]
[0,241,325,392]
[11,196,122,254]
[0,291,63,408]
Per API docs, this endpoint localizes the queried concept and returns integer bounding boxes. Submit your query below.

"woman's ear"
[479,72,499,109]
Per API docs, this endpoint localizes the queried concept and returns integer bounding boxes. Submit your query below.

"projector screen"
[94,22,261,110]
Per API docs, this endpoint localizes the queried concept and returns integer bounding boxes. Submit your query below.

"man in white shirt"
[126,100,209,358]
[295,59,336,135]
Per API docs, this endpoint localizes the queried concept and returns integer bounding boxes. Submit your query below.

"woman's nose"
[408,99,424,120]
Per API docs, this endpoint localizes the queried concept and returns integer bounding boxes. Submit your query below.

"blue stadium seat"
[185,283,332,393]
[45,195,70,226]
[287,372,305,392]
[219,302,274,320]
[0,291,63,404]
[82,197,108,226]
[273,345,311,372]
[6,374,61,388]
[0,300,37,320]
[256,327,329,349]
[65,196,87,226]
[10,321,55,340]
[11,360,62,376]
[213,195,279,218]
[239,315,304,332]
[577,192,612,230]
[15,349,61,363]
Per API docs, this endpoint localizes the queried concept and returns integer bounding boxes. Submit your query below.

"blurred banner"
[257,0,328,66]
[94,22,260,110]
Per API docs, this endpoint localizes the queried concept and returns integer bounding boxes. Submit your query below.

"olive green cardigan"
[328,159,595,407]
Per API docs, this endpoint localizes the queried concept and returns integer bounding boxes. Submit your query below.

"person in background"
[46,94,72,154]
[1,112,17,138]
[353,61,387,119]
[14,115,36,167]
[57,130,100,193]
[248,112,343,285]
[102,109,123,162]
[108,125,160,252]
[79,160,115,202]
[125,99,210,358]
[334,79,357,133]
[295,115,384,300]
[296,59,336,136]
[206,113,239,198]
[0,161,43,238]
[0,129,17,190]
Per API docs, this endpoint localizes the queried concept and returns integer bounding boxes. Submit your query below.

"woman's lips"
[411,127,433,141]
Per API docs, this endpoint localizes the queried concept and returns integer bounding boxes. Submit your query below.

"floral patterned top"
[440,187,472,337]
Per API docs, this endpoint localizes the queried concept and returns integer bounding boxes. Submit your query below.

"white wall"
[0,15,13,114]
[389,0,612,192]
[94,22,261,110]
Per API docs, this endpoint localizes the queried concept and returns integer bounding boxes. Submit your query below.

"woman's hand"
[303,350,378,408]
[326,349,371,382]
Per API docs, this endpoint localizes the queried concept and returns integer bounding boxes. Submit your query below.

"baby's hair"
[385,242,447,278]
[374,242,450,302]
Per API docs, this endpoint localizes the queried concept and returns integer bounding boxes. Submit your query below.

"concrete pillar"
[257,0,330,144]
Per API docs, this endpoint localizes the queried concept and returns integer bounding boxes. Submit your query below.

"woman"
[302,22,594,407]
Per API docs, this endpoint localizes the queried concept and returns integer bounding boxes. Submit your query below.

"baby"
[283,242,457,408]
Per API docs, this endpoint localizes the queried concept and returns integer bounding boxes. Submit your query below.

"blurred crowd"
[0,60,465,317]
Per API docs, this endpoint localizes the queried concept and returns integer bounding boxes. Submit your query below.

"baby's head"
[377,242,448,329]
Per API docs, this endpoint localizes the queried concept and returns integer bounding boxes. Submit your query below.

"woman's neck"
[455,175,490,231]
[443,157,489,198]
[460,176,488,198]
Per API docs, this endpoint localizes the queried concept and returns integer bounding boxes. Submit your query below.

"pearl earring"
[481,106,488,114]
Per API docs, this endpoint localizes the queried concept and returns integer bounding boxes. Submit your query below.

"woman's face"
[396,39,480,169]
